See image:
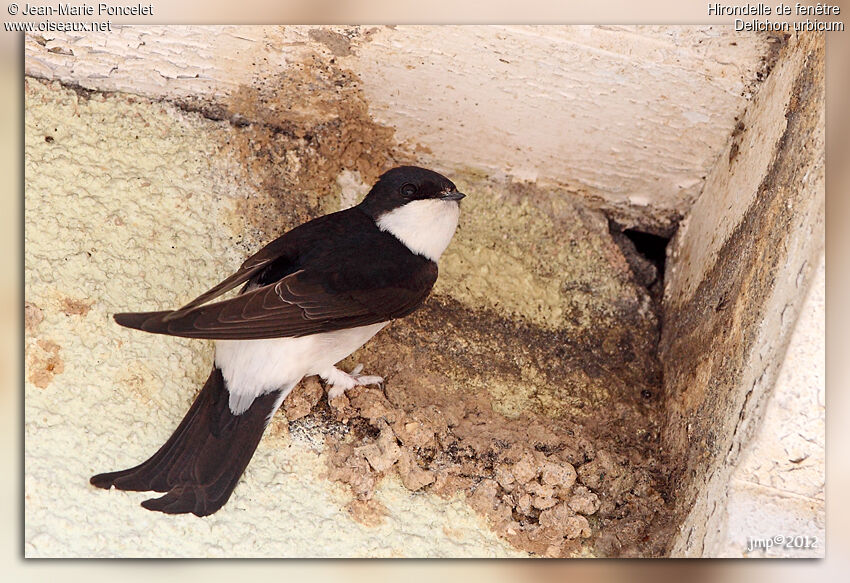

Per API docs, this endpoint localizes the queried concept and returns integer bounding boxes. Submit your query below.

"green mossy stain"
[409,172,659,419]
[438,172,650,333]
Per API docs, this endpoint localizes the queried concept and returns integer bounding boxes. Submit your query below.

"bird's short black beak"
[440,191,466,201]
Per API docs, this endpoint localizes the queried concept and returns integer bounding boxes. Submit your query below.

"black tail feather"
[91,367,282,516]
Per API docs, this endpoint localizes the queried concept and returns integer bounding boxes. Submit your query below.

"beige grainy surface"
[23,77,524,558]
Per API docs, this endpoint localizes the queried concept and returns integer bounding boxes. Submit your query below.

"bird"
[90,165,465,516]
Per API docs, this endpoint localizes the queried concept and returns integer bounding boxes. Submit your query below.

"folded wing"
[115,255,438,340]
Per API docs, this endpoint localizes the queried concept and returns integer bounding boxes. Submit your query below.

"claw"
[321,364,384,401]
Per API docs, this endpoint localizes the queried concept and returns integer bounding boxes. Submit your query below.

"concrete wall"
[23,26,824,557]
[660,32,824,557]
[25,25,776,234]
[24,76,532,558]
[718,257,824,557]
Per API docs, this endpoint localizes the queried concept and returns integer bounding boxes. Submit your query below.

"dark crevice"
[607,219,672,307]
[622,228,670,276]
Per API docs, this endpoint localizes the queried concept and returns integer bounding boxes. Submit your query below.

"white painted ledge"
[24,24,774,231]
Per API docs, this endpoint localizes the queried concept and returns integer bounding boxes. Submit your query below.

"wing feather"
[115,207,438,340]
[115,251,437,340]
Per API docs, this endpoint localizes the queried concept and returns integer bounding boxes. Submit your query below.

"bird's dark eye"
[400,183,418,197]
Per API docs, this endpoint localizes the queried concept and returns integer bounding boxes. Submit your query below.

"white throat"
[375,199,460,261]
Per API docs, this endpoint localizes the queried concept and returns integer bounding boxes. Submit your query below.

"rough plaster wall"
[661,33,825,557]
[25,72,674,557]
[24,33,680,557]
[23,78,525,558]
[717,256,824,557]
[22,25,822,557]
[24,25,775,234]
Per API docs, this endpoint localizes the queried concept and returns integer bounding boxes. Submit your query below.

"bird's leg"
[319,363,384,401]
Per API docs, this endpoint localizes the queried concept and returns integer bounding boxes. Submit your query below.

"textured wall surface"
[24,54,675,556]
[23,78,526,558]
[23,26,824,558]
[25,25,776,233]
[718,257,824,557]
[661,32,825,557]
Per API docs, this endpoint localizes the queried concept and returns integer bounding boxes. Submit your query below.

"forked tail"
[91,367,284,516]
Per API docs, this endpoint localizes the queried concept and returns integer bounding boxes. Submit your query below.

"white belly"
[214,321,388,414]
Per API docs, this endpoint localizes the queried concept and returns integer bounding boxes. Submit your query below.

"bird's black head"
[358,166,465,219]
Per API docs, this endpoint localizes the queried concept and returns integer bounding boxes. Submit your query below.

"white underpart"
[215,321,388,414]
[265,382,297,425]
[375,198,460,261]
